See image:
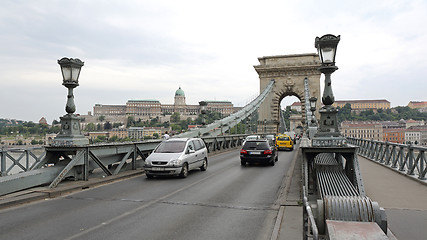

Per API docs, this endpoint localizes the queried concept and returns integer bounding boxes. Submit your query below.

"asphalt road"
[0,148,297,240]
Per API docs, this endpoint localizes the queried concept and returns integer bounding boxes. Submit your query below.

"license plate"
[250,152,261,155]
[152,167,164,171]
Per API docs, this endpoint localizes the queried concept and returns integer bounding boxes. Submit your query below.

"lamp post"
[199,101,207,127]
[53,57,89,146]
[247,116,251,134]
[312,34,346,146]
[309,97,317,126]
[264,119,267,134]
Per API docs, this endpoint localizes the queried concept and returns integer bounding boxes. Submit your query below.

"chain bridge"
[1,36,426,240]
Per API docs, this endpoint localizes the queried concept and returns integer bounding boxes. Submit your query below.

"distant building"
[39,117,48,125]
[383,128,405,144]
[128,127,144,140]
[91,87,238,123]
[341,120,427,145]
[93,104,126,116]
[126,100,162,117]
[407,101,427,109]
[333,99,390,110]
[405,119,425,129]
[128,127,165,140]
[405,125,427,146]
[108,128,128,139]
[88,132,109,141]
[382,120,406,129]
[290,102,302,112]
[340,121,383,141]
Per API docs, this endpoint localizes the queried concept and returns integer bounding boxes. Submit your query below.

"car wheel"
[146,173,154,179]
[200,158,208,171]
[179,163,189,178]
[241,160,246,166]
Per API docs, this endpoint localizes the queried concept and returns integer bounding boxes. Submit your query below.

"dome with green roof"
[175,87,185,96]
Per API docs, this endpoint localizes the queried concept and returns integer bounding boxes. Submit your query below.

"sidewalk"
[276,148,303,240]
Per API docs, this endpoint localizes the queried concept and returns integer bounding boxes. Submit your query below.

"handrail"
[1,135,247,177]
[303,186,319,240]
[177,79,275,138]
[347,137,427,180]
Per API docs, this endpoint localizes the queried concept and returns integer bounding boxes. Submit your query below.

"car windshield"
[243,141,269,150]
[154,141,186,153]
[277,136,290,141]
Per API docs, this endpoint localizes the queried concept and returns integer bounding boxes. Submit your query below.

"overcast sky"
[1,0,426,123]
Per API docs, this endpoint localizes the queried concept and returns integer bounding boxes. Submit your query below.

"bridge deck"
[358,155,427,210]
[358,155,427,240]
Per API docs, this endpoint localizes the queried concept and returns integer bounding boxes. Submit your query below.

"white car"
[144,138,208,178]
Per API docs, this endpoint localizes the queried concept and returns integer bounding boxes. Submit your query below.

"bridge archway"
[254,54,322,134]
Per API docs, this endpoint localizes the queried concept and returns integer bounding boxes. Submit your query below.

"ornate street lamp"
[58,58,84,114]
[309,97,317,126]
[312,34,346,146]
[264,119,267,134]
[247,116,251,134]
[199,101,207,126]
[53,57,89,146]
[315,34,340,106]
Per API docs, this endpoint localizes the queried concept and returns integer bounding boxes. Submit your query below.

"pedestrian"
[162,131,170,140]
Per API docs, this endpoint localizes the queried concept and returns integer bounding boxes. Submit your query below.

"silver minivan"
[144,138,208,178]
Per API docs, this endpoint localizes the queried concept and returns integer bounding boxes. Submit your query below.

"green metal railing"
[347,138,427,180]
[0,135,247,196]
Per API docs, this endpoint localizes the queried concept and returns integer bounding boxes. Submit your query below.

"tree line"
[337,104,427,123]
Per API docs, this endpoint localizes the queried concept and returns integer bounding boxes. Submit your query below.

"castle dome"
[175,87,185,96]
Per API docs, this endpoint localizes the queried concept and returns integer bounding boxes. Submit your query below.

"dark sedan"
[240,139,278,166]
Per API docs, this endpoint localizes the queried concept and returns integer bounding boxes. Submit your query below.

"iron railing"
[0,135,247,196]
[347,138,427,180]
[0,147,46,176]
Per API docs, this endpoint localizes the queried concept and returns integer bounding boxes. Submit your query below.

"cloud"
[1,0,426,122]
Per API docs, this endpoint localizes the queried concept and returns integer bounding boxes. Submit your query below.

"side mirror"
[187,149,196,154]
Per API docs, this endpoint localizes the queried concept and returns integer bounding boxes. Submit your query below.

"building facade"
[383,128,405,144]
[341,120,427,146]
[290,102,302,112]
[333,99,390,110]
[108,128,128,139]
[126,100,162,117]
[92,87,237,122]
[93,104,127,116]
[408,101,427,109]
[340,121,383,141]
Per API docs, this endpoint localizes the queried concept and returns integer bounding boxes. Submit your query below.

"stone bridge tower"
[254,53,322,134]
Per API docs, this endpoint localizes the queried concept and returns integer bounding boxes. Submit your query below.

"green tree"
[127,116,135,127]
[171,124,182,132]
[85,123,96,131]
[104,121,112,130]
[93,135,107,143]
[109,135,119,142]
[171,112,181,123]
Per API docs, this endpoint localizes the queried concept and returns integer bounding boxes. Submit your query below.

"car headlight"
[169,159,181,167]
